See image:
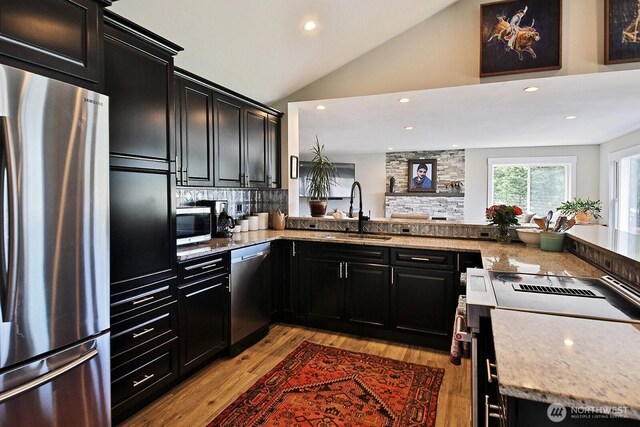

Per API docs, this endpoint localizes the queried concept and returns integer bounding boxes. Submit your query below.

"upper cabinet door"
[105,24,174,161]
[180,78,214,187]
[214,95,243,187]
[267,114,281,188]
[0,0,104,89]
[245,107,268,188]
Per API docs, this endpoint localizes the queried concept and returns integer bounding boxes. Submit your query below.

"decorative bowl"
[516,228,541,247]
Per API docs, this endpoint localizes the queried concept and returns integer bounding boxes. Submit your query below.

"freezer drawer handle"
[132,327,155,339]
[133,373,155,388]
[0,347,98,404]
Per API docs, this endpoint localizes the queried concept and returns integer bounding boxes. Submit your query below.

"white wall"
[599,129,640,223]
[297,152,386,218]
[465,145,600,222]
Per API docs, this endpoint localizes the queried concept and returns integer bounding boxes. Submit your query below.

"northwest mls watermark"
[547,402,630,422]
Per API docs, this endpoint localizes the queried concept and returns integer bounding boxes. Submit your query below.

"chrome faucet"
[348,181,369,234]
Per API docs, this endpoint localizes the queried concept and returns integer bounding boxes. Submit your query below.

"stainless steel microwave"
[176,207,212,246]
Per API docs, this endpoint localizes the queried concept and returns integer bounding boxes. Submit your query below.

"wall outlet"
[309,224,316,229]
[236,203,242,213]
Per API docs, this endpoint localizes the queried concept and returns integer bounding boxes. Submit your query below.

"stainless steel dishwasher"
[230,242,272,349]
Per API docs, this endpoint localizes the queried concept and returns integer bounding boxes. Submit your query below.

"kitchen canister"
[257,212,269,230]
[248,215,259,231]
[540,231,565,252]
[236,219,249,232]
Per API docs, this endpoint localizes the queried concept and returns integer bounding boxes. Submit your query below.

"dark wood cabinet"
[0,0,107,90]
[178,273,229,376]
[214,94,244,187]
[272,240,301,321]
[306,259,343,321]
[105,12,182,422]
[302,243,390,327]
[105,13,180,161]
[267,114,281,188]
[175,74,214,186]
[173,69,282,189]
[245,107,269,188]
[109,160,176,294]
[345,262,389,327]
[390,266,452,336]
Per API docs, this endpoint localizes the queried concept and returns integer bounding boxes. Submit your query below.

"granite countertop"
[177,230,604,277]
[568,224,640,263]
[491,309,640,419]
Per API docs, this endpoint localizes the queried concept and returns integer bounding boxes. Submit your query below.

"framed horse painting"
[606,0,640,64]
[480,0,562,77]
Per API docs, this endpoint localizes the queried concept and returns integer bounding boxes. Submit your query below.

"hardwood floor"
[120,323,471,426]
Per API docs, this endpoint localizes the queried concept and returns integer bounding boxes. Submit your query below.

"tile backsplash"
[177,187,288,218]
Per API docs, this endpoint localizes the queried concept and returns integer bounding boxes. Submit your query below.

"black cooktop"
[489,272,640,322]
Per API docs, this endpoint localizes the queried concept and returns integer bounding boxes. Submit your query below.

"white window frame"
[487,156,577,210]
[609,144,640,232]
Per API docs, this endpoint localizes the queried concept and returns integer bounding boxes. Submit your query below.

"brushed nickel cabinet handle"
[132,296,154,305]
[132,328,155,339]
[133,373,155,388]
[411,257,431,262]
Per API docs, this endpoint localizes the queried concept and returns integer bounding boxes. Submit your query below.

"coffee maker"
[196,200,235,237]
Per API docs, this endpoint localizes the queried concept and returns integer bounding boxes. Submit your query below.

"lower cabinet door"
[345,262,389,327]
[111,337,179,424]
[305,259,342,321]
[178,274,229,376]
[391,267,453,336]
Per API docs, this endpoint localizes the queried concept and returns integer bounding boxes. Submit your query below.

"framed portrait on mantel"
[408,159,437,193]
[606,0,640,64]
[480,0,562,77]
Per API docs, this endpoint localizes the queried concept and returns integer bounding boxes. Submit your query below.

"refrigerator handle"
[0,345,98,404]
[0,117,18,324]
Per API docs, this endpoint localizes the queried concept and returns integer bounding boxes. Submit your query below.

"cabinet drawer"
[307,243,389,264]
[111,338,179,413]
[390,248,453,270]
[111,301,177,360]
[178,252,230,282]
[111,276,176,319]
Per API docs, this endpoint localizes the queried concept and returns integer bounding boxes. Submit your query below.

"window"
[488,157,576,213]
[610,145,640,235]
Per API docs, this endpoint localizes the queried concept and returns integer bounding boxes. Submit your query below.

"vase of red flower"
[486,204,523,243]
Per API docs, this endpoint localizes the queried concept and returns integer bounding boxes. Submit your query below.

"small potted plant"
[557,197,602,224]
[305,137,338,217]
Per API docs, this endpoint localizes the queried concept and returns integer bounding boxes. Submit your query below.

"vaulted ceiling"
[110,0,458,105]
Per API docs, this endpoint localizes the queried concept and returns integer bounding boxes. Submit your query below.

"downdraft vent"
[513,284,604,298]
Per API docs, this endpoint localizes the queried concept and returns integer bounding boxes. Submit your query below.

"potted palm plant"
[305,137,338,217]
[557,197,602,224]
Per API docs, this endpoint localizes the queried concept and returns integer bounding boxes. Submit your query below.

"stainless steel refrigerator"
[0,64,110,426]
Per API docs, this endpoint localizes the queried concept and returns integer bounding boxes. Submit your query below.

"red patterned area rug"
[209,341,445,427]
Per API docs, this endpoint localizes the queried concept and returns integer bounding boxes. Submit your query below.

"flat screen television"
[299,162,356,199]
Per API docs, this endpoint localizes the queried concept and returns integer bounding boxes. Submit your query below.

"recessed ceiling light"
[523,86,539,92]
[304,21,316,31]
[316,105,326,110]
[565,115,577,120]
[564,338,574,346]
[404,126,414,130]
[452,144,459,148]
[398,97,410,103]
[388,147,394,150]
